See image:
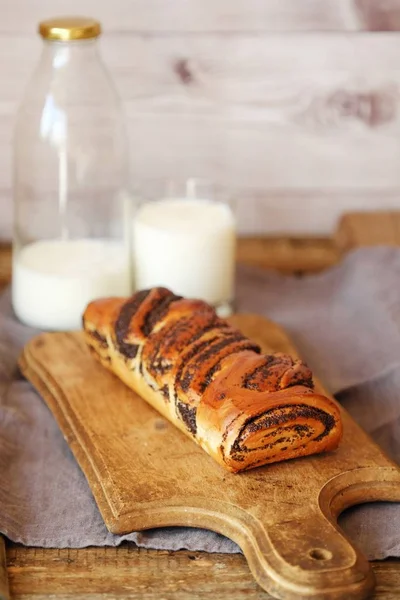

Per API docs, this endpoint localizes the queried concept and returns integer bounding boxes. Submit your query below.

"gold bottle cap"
[38,16,101,41]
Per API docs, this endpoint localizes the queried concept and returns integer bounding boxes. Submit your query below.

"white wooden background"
[2,0,400,238]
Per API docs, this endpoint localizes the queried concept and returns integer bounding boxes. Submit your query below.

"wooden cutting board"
[19,314,400,600]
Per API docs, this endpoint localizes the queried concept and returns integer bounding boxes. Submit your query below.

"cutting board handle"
[149,465,400,600]
[230,466,400,600]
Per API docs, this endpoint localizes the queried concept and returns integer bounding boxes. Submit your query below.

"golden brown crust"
[83,288,343,472]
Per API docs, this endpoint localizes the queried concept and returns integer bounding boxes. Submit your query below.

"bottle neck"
[40,38,101,70]
[26,37,120,105]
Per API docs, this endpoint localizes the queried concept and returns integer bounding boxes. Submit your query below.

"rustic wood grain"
[0,0,363,33]
[0,538,9,600]
[19,320,400,599]
[232,192,400,236]
[4,188,400,240]
[0,244,11,291]
[3,33,400,238]
[336,211,400,251]
[355,0,400,31]
[6,33,400,116]
[236,236,340,272]
[5,545,400,600]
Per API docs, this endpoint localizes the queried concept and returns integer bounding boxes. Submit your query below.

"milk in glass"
[133,198,236,309]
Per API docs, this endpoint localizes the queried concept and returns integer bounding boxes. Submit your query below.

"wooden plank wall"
[1,0,400,238]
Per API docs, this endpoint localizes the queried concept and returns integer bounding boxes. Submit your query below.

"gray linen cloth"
[0,247,399,559]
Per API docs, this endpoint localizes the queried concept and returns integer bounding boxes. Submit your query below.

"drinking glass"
[132,178,236,316]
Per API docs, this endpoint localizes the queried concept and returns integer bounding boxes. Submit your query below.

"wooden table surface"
[1,211,400,600]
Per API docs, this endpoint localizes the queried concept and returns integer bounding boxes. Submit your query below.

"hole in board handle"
[309,548,333,561]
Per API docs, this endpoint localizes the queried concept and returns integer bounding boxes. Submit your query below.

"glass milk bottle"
[12,17,131,330]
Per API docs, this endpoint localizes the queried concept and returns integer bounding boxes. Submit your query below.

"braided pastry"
[83,288,342,472]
